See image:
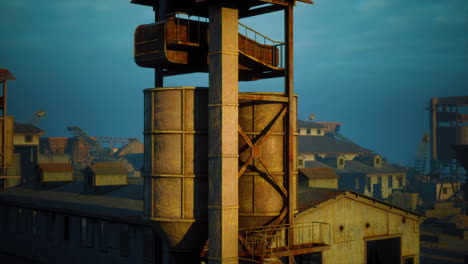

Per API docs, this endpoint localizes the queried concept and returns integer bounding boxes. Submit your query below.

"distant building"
[296,187,423,264]
[298,135,372,164]
[420,181,462,202]
[297,121,407,201]
[297,120,342,136]
[13,124,44,186]
[298,120,327,136]
[83,162,129,194]
[298,167,339,189]
[302,154,406,200]
[36,163,74,187]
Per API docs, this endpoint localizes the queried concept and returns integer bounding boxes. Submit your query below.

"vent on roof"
[374,155,382,168]
[337,156,345,169]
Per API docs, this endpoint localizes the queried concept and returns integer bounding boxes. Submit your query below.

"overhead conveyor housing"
[134,14,285,81]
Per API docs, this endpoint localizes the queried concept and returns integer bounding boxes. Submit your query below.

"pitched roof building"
[296,187,423,264]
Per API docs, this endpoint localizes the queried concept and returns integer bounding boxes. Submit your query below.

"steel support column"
[208,3,239,264]
[429,98,438,176]
[154,2,164,88]
[285,3,296,263]
[1,80,7,190]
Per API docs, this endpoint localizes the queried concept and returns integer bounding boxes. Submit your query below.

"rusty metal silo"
[143,87,209,256]
[238,92,297,228]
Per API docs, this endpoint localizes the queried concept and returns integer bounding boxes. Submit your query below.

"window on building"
[25,135,33,143]
[295,252,322,263]
[376,158,381,165]
[120,224,130,257]
[2,206,10,233]
[46,213,55,241]
[317,129,322,135]
[63,215,70,241]
[298,159,304,166]
[443,188,448,195]
[81,218,87,245]
[100,220,108,251]
[397,175,403,187]
[403,256,415,264]
[143,229,153,262]
[81,217,94,248]
[307,129,311,134]
[377,176,382,185]
[388,176,393,188]
[32,210,37,235]
[17,208,23,233]
[339,159,344,166]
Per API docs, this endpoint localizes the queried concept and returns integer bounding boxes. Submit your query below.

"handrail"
[238,222,330,261]
[238,22,284,45]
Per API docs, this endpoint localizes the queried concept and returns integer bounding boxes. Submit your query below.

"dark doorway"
[295,252,322,264]
[366,237,401,264]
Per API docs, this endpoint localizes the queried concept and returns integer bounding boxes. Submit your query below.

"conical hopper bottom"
[157,221,207,252]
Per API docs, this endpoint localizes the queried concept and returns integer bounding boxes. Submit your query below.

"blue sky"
[1,0,467,165]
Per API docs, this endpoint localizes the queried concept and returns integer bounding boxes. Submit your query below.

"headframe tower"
[131,0,317,263]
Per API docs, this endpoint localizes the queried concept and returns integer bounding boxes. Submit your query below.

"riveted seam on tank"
[208,154,239,157]
[207,103,239,107]
[143,130,207,134]
[208,205,239,210]
[206,256,239,261]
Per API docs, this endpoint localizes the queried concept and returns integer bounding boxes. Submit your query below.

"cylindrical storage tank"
[143,87,208,255]
[238,92,297,228]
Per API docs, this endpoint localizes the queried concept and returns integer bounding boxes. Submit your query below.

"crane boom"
[67,126,137,176]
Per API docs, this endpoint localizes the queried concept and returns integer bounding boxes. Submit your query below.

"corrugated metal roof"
[304,160,331,168]
[320,159,404,175]
[297,120,325,129]
[37,163,73,172]
[0,69,15,81]
[14,123,44,134]
[297,187,423,219]
[298,135,372,154]
[88,162,128,175]
[0,179,144,219]
[297,187,346,212]
[299,167,339,179]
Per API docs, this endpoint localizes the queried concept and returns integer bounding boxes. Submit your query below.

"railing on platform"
[135,13,285,69]
[238,222,330,263]
[167,12,208,46]
[238,22,285,68]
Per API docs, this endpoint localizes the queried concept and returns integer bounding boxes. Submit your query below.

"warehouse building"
[296,187,423,264]
[0,177,162,264]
